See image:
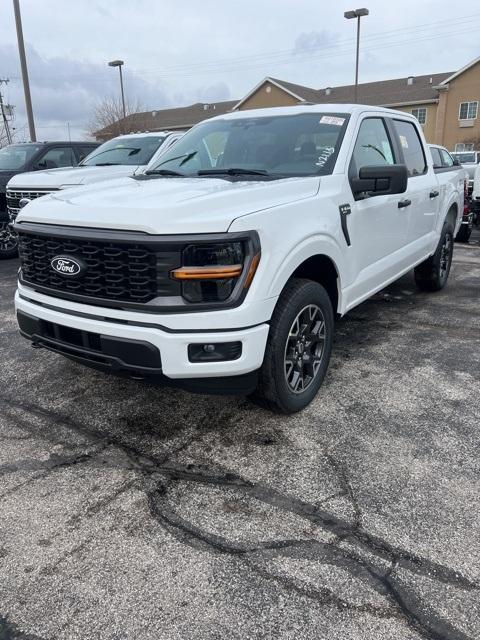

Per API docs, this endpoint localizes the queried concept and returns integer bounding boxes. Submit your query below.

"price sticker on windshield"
[320,116,345,126]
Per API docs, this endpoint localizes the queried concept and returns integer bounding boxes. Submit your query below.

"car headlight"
[171,233,260,304]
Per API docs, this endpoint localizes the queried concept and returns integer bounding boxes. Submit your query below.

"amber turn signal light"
[171,264,243,280]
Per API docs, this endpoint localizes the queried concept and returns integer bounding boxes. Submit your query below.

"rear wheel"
[414,221,454,291]
[250,278,334,413]
[0,221,18,259]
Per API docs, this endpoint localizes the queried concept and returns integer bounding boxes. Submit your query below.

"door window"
[430,147,442,168]
[37,146,76,169]
[351,118,395,175]
[77,146,97,163]
[439,149,454,167]
[393,120,427,177]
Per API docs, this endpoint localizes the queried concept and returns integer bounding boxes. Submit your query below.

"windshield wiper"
[155,151,198,168]
[197,168,269,176]
[142,169,185,177]
[94,162,120,166]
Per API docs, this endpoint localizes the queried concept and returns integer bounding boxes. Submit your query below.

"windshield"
[452,152,476,163]
[80,136,165,166]
[0,144,42,170]
[147,113,349,177]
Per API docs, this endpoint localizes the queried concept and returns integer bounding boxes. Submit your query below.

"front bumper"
[15,291,269,387]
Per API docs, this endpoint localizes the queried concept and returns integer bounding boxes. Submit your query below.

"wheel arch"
[266,237,344,315]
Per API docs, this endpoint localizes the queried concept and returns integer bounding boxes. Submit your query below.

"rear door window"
[77,146,97,163]
[393,120,427,177]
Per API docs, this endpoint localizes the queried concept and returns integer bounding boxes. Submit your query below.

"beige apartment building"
[96,56,480,152]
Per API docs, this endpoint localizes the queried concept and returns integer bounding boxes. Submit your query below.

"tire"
[250,278,334,414]
[455,223,472,243]
[414,221,454,292]
[0,221,19,259]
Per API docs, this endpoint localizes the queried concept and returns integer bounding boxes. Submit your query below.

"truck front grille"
[18,231,164,304]
[6,188,57,222]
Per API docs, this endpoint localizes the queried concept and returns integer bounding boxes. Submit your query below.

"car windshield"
[453,152,476,163]
[80,136,165,166]
[147,113,349,178]
[0,144,42,170]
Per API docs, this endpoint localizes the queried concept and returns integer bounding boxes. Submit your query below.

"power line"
[133,12,480,77]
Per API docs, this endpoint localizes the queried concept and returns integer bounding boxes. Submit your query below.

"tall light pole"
[344,8,369,104]
[108,60,126,119]
[13,0,36,141]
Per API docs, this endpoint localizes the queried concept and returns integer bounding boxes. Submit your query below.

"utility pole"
[0,79,13,145]
[13,0,36,141]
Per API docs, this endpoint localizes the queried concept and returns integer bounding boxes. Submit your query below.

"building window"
[412,107,427,125]
[454,142,474,152]
[459,101,478,120]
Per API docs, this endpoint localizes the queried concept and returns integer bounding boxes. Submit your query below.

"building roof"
[95,100,237,139]
[312,72,452,106]
[95,71,454,139]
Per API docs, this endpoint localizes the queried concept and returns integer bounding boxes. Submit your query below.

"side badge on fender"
[339,203,352,247]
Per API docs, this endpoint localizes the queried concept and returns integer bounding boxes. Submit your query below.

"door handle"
[430,190,439,198]
[398,199,411,209]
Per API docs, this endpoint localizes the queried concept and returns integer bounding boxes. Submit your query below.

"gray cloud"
[293,30,340,57]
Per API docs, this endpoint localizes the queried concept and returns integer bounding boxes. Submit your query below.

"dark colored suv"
[0,141,98,258]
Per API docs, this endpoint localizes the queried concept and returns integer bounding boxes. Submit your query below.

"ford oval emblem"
[51,256,84,277]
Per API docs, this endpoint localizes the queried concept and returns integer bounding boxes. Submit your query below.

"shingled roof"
[95,71,453,140]
[95,100,238,140]
[311,72,452,106]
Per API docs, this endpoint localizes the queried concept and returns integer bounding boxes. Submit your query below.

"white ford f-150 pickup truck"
[14,104,465,413]
[6,131,183,254]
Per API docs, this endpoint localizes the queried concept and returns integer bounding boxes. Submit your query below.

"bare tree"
[0,122,11,148]
[87,96,145,140]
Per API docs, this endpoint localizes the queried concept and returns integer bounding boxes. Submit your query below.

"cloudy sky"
[1,0,479,141]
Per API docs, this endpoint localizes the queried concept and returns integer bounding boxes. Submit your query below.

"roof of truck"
[203,103,417,122]
[112,131,184,139]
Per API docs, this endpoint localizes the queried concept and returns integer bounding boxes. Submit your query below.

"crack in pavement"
[0,396,478,640]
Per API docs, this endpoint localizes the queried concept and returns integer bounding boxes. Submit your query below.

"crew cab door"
[390,119,438,259]
[346,116,409,301]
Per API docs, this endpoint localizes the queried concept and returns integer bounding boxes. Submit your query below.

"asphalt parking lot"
[0,232,479,640]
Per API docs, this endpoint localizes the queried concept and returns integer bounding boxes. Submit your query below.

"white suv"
[14,105,464,412]
[6,131,183,235]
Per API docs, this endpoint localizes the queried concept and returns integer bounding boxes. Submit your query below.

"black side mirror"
[452,157,461,166]
[36,160,47,170]
[350,164,408,199]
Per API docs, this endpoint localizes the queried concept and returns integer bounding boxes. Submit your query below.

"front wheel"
[250,278,334,414]
[414,221,454,291]
[0,221,19,259]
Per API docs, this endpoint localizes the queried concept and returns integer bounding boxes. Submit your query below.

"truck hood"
[16,175,320,234]
[7,164,144,189]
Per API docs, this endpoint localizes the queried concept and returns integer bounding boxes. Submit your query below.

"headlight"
[171,235,260,304]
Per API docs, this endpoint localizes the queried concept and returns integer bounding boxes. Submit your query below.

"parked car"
[450,150,480,194]
[430,144,471,242]
[470,161,480,224]
[0,140,98,259]
[14,104,465,413]
[3,131,184,259]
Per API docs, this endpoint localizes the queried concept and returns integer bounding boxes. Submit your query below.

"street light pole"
[13,0,36,141]
[108,60,126,119]
[344,8,369,104]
